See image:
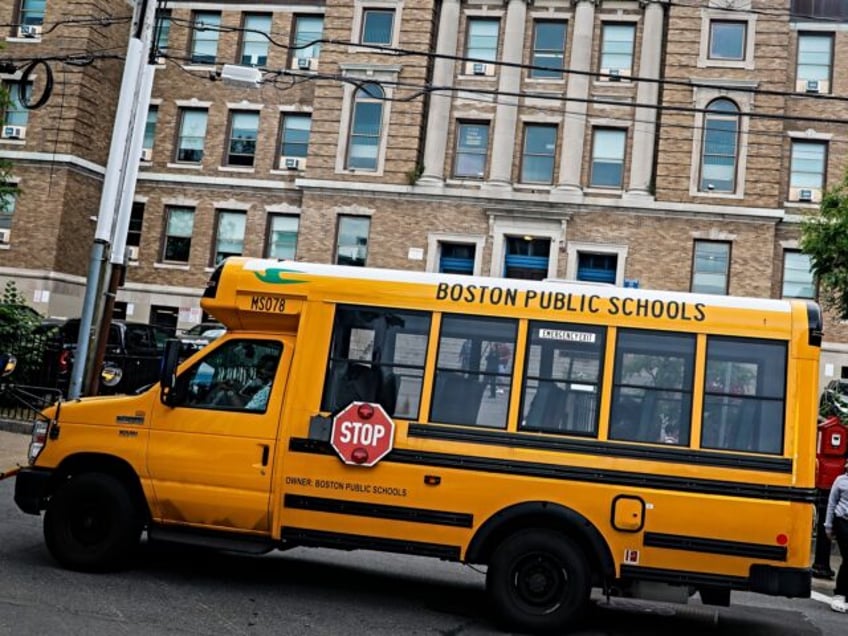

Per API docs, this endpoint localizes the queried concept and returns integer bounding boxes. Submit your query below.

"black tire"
[43,472,142,572]
[486,529,590,634]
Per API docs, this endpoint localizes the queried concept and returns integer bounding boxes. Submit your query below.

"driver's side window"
[180,340,283,412]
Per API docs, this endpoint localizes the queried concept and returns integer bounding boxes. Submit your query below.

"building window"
[600,23,635,78]
[466,18,499,61]
[454,121,489,179]
[336,216,370,266]
[190,11,221,65]
[797,33,833,93]
[143,106,158,150]
[789,140,826,201]
[590,128,626,188]
[530,21,566,79]
[226,111,259,167]
[2,81,32,127]
[504,237,550,281]
[18,0,44,26]
[439,242,475,275]
[176,109,208,163]
[360,8,394,45]
[346,84,384,171]
[280,113,311,158]
[163,207,194,263]
[266,214,299,259]
[782,251,815,299]
[241,14,271,67]
[154,9,171,59]
[691,240,730,295]
[0,189,16,231]
[292,15,323,64]
[700,98,739,192]
[708,21,746,61]
[520,124,557,184]
[213,210,246,265]
[577,253,617,284]
[127,202,144,248]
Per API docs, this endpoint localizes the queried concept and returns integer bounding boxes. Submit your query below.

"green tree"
[800,172,848,314]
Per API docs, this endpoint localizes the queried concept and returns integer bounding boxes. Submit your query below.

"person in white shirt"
[825,458,848,613]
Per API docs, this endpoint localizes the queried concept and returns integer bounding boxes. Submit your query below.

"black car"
[53,319,172,395]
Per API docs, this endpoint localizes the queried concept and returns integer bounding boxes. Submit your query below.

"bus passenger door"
[146,337,293,534]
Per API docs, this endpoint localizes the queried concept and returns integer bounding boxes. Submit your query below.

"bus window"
[431,314,517,428]
[182,340,283,412]
[321,305,431,418]
[609,330,695,445]
[701,336,787,454]
[520,322,605,435]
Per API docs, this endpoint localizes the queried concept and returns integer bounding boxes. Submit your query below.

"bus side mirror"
[0,354,16,377]
[159,339,182,406]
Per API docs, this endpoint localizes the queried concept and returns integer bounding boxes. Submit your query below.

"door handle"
[260,444,269,466]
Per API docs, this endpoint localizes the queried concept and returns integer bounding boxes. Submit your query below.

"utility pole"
[69,0,157,398]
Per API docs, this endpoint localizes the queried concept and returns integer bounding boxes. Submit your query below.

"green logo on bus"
[253,268,306,285]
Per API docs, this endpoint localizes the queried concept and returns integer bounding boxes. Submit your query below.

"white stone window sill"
[0,139,26,146]
[218,166,255,173]
[166,162,204,170]
[784,201,820,209]
[154,262,190,271]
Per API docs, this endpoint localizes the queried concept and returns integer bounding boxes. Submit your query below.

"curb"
[0,419,33,435]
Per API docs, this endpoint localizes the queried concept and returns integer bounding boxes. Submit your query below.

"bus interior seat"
[523,383,568,431]
[731,399,759,450]
[431,371,484,425]
[376,368,399,415]
[331,362,381,409]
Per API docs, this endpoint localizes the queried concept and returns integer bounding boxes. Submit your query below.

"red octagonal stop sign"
[331,401,395,467]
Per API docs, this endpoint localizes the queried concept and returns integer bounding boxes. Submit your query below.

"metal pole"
[69,0,155,398]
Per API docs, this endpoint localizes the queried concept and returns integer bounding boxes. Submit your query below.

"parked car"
[178,321,225,356]
[53,319,172,395]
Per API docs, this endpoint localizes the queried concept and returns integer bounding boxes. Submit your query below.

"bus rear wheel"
[44,472,142,572]
[486,529,590,634]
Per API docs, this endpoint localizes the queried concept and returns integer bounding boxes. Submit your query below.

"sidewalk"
[0,425,31,475]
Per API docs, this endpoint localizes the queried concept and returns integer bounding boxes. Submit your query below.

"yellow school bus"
[13,257,820,633]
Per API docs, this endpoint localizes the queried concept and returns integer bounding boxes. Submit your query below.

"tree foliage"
[800,172,848,314]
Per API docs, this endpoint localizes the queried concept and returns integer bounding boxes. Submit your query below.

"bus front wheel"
[44,472,142,572]
[486,529,590,633]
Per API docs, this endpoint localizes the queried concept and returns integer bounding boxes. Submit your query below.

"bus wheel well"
[50,453,150,522]
[466,502,615,584]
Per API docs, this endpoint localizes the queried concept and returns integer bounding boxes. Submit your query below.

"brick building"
[1,0,847,383]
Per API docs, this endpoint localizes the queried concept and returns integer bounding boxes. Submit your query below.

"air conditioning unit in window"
[293,57,317,71]
[796,79,829,94]
[789,186,822,203]
[600,68,631,82]
[464,61,494,76]
[140,148,153,162]
[126,245,140,262]
[1,125,26,140]
[281,156,306,170]
[17,24,42,38]
[0,229,10,244]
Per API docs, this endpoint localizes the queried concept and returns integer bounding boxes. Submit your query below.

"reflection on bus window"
[609,330,695,445]
[182,340,283,413]
[431,314,517,428]
[321,305,431,418]
[520,322,605,436]
[701,336,786,454]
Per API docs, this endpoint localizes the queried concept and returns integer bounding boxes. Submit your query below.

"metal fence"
[0,329,164,422]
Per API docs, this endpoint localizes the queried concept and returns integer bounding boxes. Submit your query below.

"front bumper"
[13,467,53,515]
